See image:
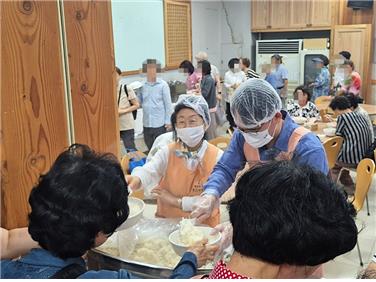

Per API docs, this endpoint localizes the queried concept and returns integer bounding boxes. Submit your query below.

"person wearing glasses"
[190,78,328,224]
[126,95,223,227]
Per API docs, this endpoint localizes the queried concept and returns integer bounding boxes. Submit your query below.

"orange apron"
[243,126,310,166]
[156,142,220,227]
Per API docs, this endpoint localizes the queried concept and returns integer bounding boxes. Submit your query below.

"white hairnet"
[175,95,210,126]
[230,78,282,129]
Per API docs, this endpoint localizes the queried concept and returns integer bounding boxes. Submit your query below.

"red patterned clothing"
[208,260,249,279]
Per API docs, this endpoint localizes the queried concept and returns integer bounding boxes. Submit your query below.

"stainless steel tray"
[87,248,212,278]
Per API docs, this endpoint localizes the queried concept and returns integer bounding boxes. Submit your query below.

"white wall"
[191,0,253,77]
[219,1,252,74]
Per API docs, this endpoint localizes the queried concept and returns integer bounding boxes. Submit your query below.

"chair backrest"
[120,152,146,200]
[120,151,147,174]
[315,95,332,105]
[353,158,375,212]
[208,136,231,150]
[323,136,344,169]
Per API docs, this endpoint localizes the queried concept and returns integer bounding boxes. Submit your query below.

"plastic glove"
[210,221,233,256]
[181,196,202,212]
[125,175,141,191]
[190,194,219,223]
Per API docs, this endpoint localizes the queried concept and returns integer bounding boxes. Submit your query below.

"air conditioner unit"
[256,39,302,95]
[256,39,329,98]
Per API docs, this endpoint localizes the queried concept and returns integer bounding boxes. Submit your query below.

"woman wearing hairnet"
[191,78,329,239]
[126,95,223,227]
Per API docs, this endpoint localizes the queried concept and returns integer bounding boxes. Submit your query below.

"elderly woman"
[127,95,223,227]
[287,86,319,119]
[1,144,214,278]
[205,161,357,279]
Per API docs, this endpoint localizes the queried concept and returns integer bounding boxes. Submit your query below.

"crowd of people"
[1,49,375,279]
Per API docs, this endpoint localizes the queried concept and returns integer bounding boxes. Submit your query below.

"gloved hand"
[125,175,142,191]
[181,196,202,212]
[190,194,219,223]
[211,221,233,256]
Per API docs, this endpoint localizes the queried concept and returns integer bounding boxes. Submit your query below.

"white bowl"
[169,226,221,256]
[116,197,145,231]
[323,127,336,137]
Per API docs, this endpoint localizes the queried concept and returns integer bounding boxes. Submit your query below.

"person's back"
[207,161,357,279]
[1,144,202,279]
[201,74,216,109]
[336,110,372,164]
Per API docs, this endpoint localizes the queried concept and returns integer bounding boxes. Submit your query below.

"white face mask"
[176,125,205,148]
[241,121,275,148]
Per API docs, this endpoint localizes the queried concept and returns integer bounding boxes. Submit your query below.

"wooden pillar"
[1,1,69,228]
[63,0,119,157]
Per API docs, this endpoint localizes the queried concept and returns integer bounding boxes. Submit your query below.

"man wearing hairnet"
[191,78,329,229]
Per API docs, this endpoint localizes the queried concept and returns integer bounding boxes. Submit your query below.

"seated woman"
[127,95,223,227]
[287,86,319,119]
[207,161,357,279]
[0,144,215,279]
[329,96,373,194]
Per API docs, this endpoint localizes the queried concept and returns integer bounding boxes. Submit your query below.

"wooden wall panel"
[63,1,119,157]
[338,0,375,25]
[1,1,69,228]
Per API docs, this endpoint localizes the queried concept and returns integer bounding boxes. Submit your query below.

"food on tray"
[128,238,181,268]
[179,219,205,246]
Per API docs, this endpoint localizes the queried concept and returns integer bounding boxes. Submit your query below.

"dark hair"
[28,144,129,259]
[179,60,195,75]
[229,161,357,266]
[170,104,204,141]
[320,55,329,66]
[115,66,122,75]
[343,59,355,70]
[329,96,352,111]
[294,85,311,101]
[344,92,359,109]
[228,58,240,69]
[240,57,250,68]
[339,51,351,60]
[200,60,211,76]
[271,54,283,63]
[142,58,162,73]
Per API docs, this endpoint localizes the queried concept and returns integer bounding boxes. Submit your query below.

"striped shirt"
[245,68,260,79]
[336,111,373,164]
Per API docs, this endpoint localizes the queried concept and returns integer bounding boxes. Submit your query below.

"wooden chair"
[120,151,146,200]
[322,136,343,169]
[351,158,375,214]
[209,136,231,150]
[314,95,332,106]
[350,158,375,267]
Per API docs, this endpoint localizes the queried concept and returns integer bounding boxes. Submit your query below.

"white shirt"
[118,85,137,131]
[132,140,223,198]
[224,70,247,102]
[147,132,174,162]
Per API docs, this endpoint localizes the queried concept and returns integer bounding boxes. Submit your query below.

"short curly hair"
[28,144,129,259]
[229,160,357,266]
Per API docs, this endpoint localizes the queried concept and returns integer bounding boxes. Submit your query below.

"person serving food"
[191,78,328,224]
[126,95,223,227]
